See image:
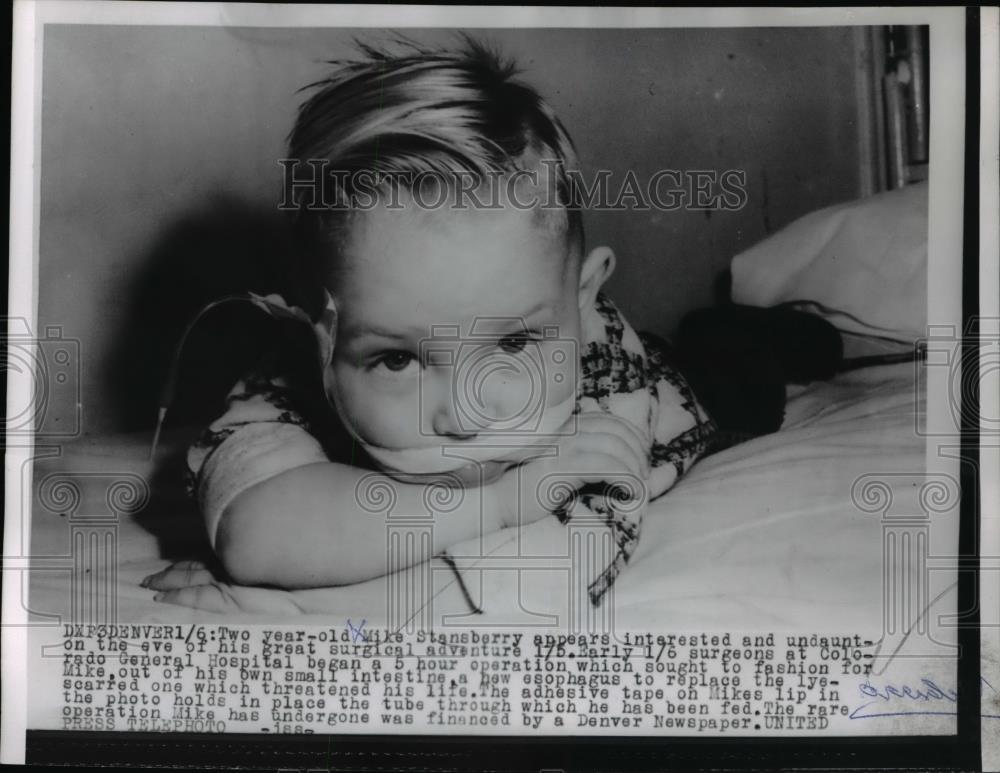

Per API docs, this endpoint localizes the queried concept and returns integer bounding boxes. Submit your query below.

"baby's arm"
[185,360,517,589]
[217,407,655,588]
[215,461,508,588]
[185,350,653,590]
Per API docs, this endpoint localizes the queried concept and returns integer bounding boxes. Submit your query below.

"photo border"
[2,3,987,770]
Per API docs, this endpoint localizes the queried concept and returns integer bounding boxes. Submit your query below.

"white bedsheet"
[28,361,948,635]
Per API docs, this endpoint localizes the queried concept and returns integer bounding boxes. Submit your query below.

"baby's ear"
[578,246,616,311]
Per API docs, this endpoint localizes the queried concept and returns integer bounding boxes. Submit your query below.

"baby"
[147,40,716,606]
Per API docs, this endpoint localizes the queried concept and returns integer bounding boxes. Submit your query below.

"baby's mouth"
[379,458,512,487]
[341,391,579,483]
[363,421,572,487]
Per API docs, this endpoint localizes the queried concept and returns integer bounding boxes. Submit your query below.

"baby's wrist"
[491,463,557,529]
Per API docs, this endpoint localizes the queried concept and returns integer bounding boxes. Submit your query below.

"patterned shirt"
[185,293,717,600]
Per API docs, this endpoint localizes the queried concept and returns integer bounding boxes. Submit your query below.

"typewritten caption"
[48,625,916,735]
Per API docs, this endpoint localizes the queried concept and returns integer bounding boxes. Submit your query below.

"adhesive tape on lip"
[337,390,579,480]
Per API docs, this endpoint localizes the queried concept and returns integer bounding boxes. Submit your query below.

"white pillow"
[730,181,928,355]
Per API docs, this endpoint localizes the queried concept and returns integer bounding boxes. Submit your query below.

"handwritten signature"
[850,675,999,719]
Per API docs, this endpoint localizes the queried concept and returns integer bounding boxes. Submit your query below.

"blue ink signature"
[850,676,999,719]
[346,618,368,643]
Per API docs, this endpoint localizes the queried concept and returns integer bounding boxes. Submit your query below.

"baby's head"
[287,38,616,474]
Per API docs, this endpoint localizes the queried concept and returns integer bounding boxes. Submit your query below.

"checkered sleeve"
[185,355,330,548]
[639,330,718,491]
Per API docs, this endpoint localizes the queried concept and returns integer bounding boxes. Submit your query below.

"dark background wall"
[38,25,866,436]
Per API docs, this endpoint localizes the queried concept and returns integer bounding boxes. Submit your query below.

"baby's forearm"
[214,462,507,589]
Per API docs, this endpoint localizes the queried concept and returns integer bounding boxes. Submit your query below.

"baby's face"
[327,195,582,460]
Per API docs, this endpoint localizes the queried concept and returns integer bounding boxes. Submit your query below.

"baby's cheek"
[334,368,423,446]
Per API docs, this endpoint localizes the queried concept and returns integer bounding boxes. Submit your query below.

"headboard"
[857,25,931,194]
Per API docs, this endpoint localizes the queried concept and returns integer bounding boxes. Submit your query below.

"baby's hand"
[142,560,217,592]
[140,560,238,611]
[493,411,651,528]
[141,560,303,614]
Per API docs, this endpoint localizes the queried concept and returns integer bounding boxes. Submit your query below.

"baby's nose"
[430,399,478,439]
[425,368,475,438]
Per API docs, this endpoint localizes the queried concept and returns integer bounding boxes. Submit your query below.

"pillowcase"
[730,181,928,356]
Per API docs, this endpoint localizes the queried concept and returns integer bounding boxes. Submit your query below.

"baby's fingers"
[576,413,650,475]
[569,423,649,479]
[142,560,216,591]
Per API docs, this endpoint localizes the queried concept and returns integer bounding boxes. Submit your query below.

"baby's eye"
[497,332,535,353]
[372,351,417,373]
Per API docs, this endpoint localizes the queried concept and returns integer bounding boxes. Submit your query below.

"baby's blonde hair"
[286,36,584,310]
